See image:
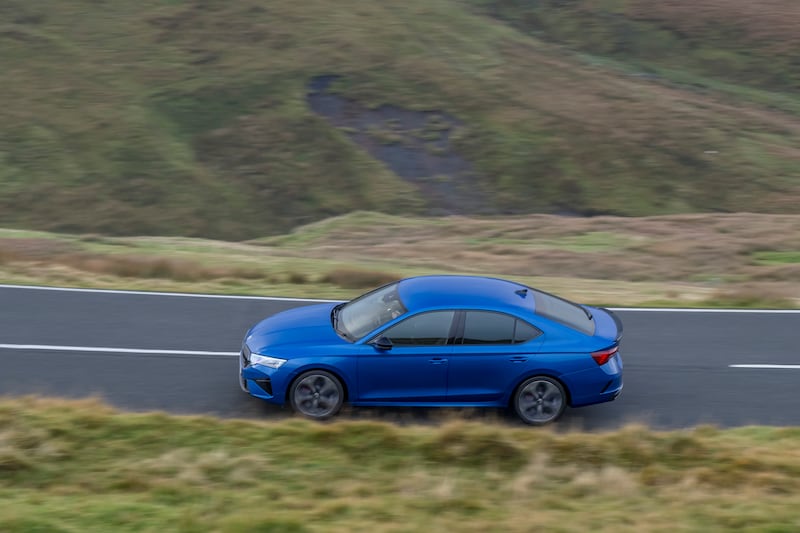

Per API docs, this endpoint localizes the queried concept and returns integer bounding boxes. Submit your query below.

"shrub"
[322,268,400,289]
[287,271,309,284]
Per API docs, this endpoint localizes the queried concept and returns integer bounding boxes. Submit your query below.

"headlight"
[249,353,287,369]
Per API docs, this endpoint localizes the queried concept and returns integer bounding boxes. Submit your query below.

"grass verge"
[1,212,798,307]
[2,397,800,532]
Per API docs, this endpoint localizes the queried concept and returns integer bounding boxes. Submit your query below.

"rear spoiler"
[601,307,624,342]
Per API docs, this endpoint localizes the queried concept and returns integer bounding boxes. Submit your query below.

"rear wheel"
[289,370,344,420]
[514,376,566,425]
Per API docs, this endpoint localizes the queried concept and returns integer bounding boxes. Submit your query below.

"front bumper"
[239,348,283,402]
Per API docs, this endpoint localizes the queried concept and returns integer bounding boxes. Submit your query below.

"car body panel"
[245,303,343,353]
[445,337,545,403]
[585,305,623,343]
[356,344,451,402]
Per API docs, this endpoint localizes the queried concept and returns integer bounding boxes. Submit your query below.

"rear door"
[446,311,543,403]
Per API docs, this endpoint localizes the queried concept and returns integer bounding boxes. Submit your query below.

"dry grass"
[702,284,799,308]
[321,268,401,289]
[59,253,266,282]
[0,237,77,261]
[0,213,800,307]
[0,237,267,282]
[1,212,799,306]
[259,212,800,298]
[2,397,800,532]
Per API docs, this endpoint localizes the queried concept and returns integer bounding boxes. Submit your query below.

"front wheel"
[289,370,344,420]
[514,376,567,425]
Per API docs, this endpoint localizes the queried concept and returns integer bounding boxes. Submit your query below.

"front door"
[356,310,455,403]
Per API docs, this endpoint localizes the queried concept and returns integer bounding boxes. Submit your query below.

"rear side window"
[532,290,595,335]
[462,311,515,344]
[514,320,541,344]
[461,311,542,345]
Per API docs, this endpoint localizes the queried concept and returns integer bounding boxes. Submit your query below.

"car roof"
[397,275,535,315]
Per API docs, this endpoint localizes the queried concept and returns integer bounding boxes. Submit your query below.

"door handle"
[429,358,448,365]
[509,356,528,363]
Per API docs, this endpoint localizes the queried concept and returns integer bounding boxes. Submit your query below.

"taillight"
[591,345,618,366]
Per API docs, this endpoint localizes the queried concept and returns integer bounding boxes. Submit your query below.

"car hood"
[245,302,345,353]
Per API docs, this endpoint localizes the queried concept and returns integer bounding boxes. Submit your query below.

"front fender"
[283,357,357,403]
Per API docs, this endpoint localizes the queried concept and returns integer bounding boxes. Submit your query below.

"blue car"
[239,275,623,425]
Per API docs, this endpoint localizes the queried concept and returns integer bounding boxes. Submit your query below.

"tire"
[289,370,344,420]
[513,376,567,425]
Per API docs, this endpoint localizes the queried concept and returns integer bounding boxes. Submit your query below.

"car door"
[446,310,544,403]
[356,310,456,403]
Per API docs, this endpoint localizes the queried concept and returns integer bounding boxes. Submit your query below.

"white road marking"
[0,284,338,303]
[1,283,797,312]
[3,343,797,368]
[611,307,800,313]
[729,364,800,369]
[0,343,238,357]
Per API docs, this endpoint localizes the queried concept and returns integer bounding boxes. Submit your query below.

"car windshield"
[532,289,595,335]
[336,282,407,341]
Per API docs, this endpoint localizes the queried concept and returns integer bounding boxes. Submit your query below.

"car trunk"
[584,306,623,343]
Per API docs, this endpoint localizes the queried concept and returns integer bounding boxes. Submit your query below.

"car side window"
[462,311,542,345]
[513,320,542,344]
[380,311,456,346]
[462,311,515,344]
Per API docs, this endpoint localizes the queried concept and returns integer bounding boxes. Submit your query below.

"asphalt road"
[2,284,798,429]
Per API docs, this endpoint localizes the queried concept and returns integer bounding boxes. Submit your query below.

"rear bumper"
[595,377,623,404]
[566,353,624,407]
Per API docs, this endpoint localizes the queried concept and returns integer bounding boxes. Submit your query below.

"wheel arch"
[285,366,351,405]
[508,372,572,408]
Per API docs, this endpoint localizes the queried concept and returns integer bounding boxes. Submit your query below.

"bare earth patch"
[306,75,489,215]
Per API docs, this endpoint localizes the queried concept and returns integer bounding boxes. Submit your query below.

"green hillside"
[471,0,800,94]
[1,0,798,239]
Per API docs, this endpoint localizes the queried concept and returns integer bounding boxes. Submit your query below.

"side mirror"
[372,336,393,351]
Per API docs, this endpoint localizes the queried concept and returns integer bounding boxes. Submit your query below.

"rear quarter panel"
[502,316,614,406]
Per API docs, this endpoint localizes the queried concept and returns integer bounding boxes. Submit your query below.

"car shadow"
[338,405,516,426]
[246,396,629,431]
